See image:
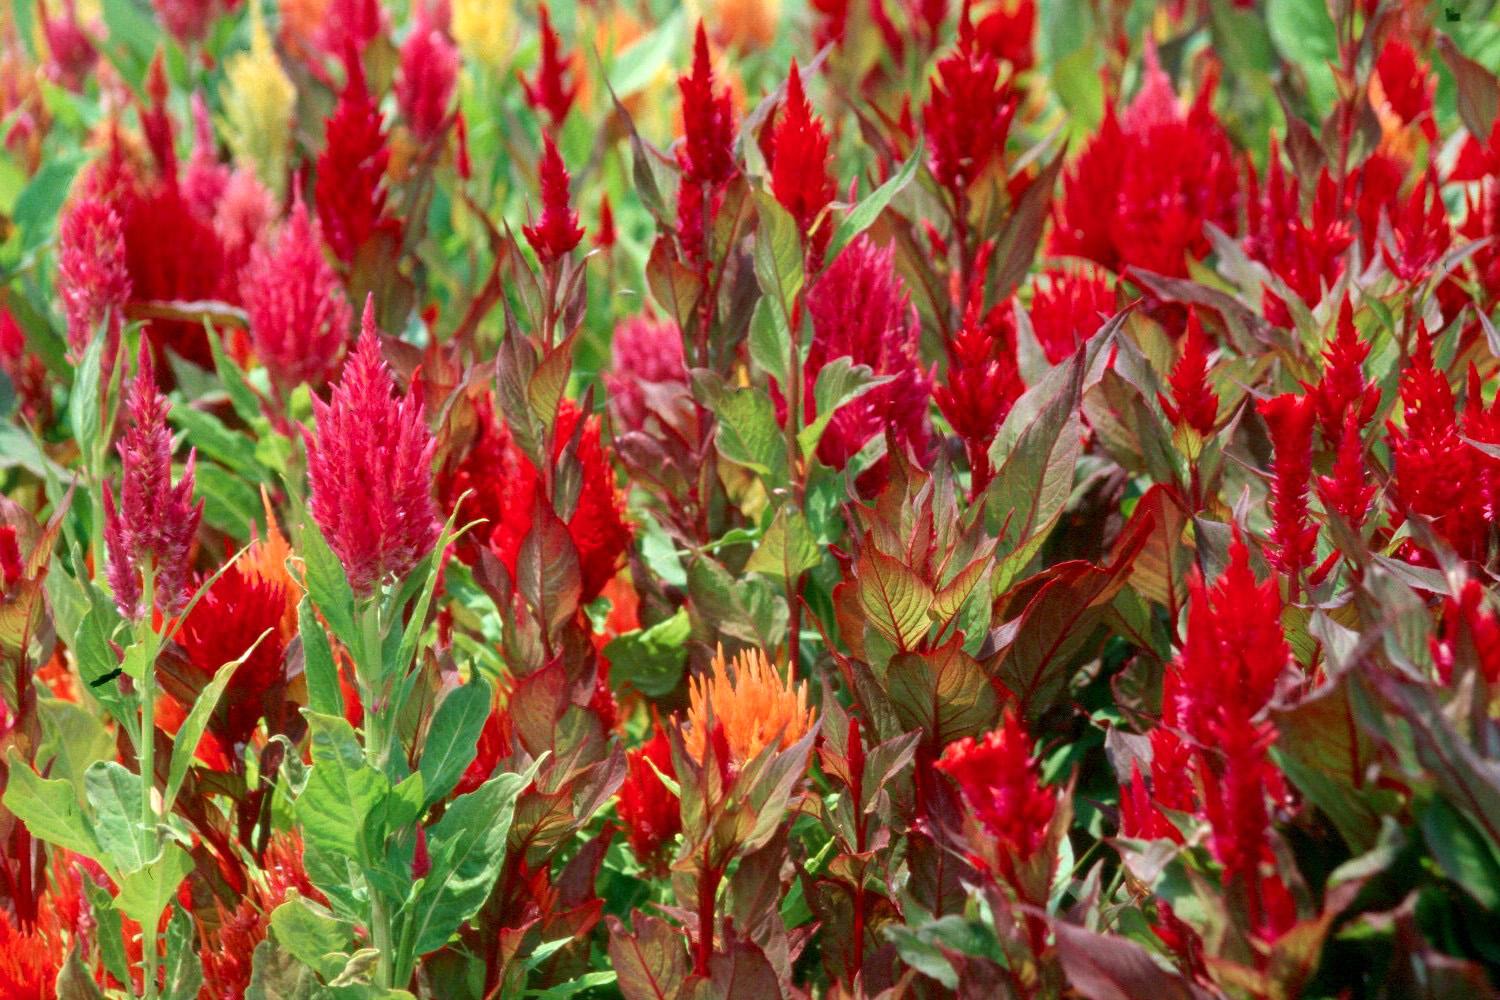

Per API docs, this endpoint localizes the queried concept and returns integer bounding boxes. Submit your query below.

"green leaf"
[297,712,389,866]
[165,634,267,813]
[300,594,344,718]
[83,761,151,873]
[753,190,805,315]
[855,549,933,651]
[164,902,204,1000]
[693,374,788,485]
[55,947,105,1000]
[2,748,102,860]
[1420,797,1500,910]
[886,643,998,747]
[799,357,891,457]
[206,321,264,423]
[748,296,791,387]
[68,325,107,468]
[245,937,321,1000]
[12,155,83,250]
[406,758,541,956]
[193,461,262,542]
[83,879,130,988]
[1267,0,1337,110]
[745,507,820,582]
[825,139,923,264]
[418,677,494,807]
[114,842,195,931]
[302,516,358,648]
[268,892,356,979]
[169,403,265,476]
[36,696,116,801]
[604,608,692,698]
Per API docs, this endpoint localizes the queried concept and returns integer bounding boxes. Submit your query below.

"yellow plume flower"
[453,0,514,72]
[684,646,814,766]
[219,0,295,194]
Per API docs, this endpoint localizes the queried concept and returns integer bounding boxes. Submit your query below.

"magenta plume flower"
[242,196,353,393]
[396,4,460,143]
[304,298,440,598]
[104,345,204,620]
[57,195,132,362]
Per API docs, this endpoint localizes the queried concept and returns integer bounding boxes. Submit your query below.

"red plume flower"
[973,0,1036,72]
[595,194,616,250]
[618,725,682,861]
[769,61,836,260]
[104,345,204,620]
[523,135,584,265]
[520,4,577,127]
[678,23,736,188]
[1027,267,1116,364]
[1309,297,1379,439]
[1373,36,1436,138]
[440,395,632,603]
[0,309,50,429]
[1431,579,1500,686]
[1257,393,1318,584]
[1050,45,1239,280]
[396,4,460,143]
[934,245,1023,493]
[242,196,353,393]
[1158,310,1219,437]
[304,299,440,598]
[1317,415,1375,532]
[923,12,1019,195]
[1383,171,1451,284]
[936,708,1057,871]
[1244,141,1351,328]
[315,55,400,265]
[799,236,932,486]
[56,195,131,361]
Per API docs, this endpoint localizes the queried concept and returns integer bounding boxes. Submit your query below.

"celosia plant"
[7,3,1500,998]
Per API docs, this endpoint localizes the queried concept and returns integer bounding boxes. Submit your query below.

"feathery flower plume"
[0,309,51,428]
[1309,297,1379,439]
[1028,267,1115,364]
[1257,393,1318,583]
[315,54,399,265]
[1383,171,1451,284]
[104,346,204,620]
[936,708,1057,871]
[923,10,1019,195]
[151,0,222,45]
[618,725,682,860]
[242,195,353,393]
[973,0,1036,72]
[1317,415,1376,531]
[800,236,932,484]
[1159,309,1219,437]
[520,4,577,127]
[934,245,1023,493]
[304,299,440,598]
[1243,141,1351,327]
[440,396,631,602]
[684,645,815,766]
[523,135,584,265]
[606,315,688,435]
[769,61,836,260]
[1373,36,1436,139]
[221,0,297,193]
[56,195,131,361]
[1431,579,1500,686]
[678,23,736,187]
[41,0,98,91]
[1050,44,1239,279]
[396,4,460,143]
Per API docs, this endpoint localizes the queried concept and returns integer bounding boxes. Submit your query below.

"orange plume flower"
[684,646,814,766]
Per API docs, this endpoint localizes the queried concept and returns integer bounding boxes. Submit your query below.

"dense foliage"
[4,0,1500,997]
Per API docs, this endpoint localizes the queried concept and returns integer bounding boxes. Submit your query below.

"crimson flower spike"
[770,60,836,261]
[56,195,132,363]
[303,298,440,598]
[678,23,736,188]
[104,344,203,620]
[520,4,577,127]
[523,135,584,265]
[1158,308,1219,437]
[395,3,460,144]
[1257,392,1319,586]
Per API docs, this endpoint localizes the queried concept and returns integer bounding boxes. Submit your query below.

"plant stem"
[356,599,395,989]
[137,565,160,1000]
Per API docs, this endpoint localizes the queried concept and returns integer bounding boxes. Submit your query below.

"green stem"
[137,565,160,1000]
[356,599,395,989]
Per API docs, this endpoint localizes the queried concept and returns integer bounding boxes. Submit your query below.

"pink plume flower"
[56,195,132,362]
[523,135,584,265]
[520,4,577,127]
[242,196,353,393]
[800,236,932,485]
[606,315,688,435]
[104,346,204,620]
[396,6,460,143]
[304,299,440,598]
